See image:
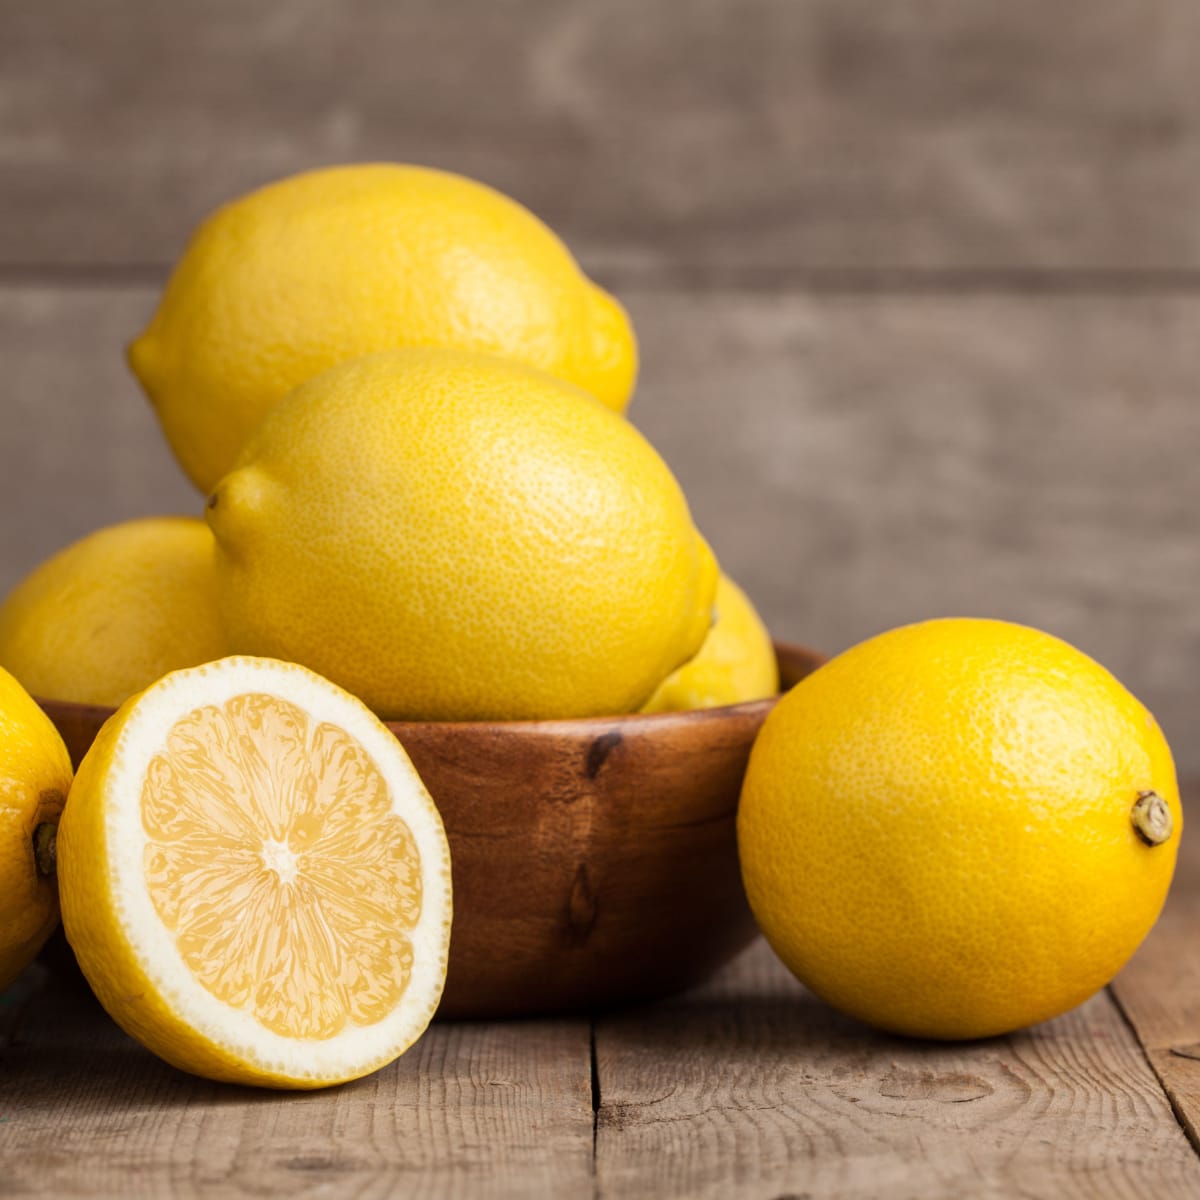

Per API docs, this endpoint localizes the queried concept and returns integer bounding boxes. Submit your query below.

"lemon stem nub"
[1132,791,1173,846]
[33,822,57,877]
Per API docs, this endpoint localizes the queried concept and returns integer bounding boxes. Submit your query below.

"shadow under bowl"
[37,641,823,1019]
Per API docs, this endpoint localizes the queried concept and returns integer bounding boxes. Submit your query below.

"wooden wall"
[1,1,1196,766]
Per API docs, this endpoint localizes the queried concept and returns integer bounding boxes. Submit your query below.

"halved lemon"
[57,656,452,1088]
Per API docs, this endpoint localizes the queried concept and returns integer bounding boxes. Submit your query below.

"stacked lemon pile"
[2,166,775,721]
[0,166,776,1088]
[0,164,1181,1088]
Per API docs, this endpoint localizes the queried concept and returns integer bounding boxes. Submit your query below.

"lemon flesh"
[738,617,1181,1041]
[0,667,73,991]
[207,348,717,722]
[642,574,778,713]
[57,656,452,1088]
[0,517,227,707]
[130,163,638,493]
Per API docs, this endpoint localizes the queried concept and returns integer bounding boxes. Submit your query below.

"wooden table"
[4,791,1199,1199]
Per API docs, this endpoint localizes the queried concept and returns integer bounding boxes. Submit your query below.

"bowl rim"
[34,640,826,737]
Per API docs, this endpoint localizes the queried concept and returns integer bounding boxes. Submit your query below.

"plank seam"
[13,263,1200,296]
[597,267,1200,296]
[1108,983,1200,1160]
[0,264,168,288]
[590,1017,600,1198]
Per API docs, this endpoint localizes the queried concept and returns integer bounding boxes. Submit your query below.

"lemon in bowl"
[0,517,226,708]
[130,163,637,493]
[204,347,716,722]
[642,573,778,713]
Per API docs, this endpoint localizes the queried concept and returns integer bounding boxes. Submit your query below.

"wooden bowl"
[37,642,823,1018]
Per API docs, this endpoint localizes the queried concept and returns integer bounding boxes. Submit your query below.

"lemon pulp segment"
[141,693,422,1040]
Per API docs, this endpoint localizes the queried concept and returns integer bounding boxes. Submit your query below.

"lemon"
[0,517,227,708]
[0,666,73,991]
[642,574,778,713]
[56,656,452,1088]
[207,348,717,722]
[738,617,1181,1040]
[130,163,638,493]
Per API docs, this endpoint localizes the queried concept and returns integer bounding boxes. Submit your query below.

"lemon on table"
[642,574,778,713]
[206,348,717,722]
[130,163,638,493]
[738,617,1181,1041]
[56,656,452,1088]
[0,517,227,708]
[0,666,73,991]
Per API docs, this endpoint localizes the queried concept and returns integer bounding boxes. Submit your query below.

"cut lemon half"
[57,656,452,1089]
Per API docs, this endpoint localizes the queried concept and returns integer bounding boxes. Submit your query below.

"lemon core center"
[140,692,423,1041]
[260,838,298,884]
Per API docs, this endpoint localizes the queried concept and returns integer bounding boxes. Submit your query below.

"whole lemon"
[738,617,1181,1040]
[130,163,638,493]
[642,574,778,712]
[0,666,73,990]
[0,518,227,707]
[207,348,716,721]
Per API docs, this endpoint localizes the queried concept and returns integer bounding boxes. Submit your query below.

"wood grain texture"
[0,287,195,582]
[594,939,1200,1199]
[3,792,1198,1195]
[1111,784,1200,1154]
[1,285,1196,770]
[0,971,594,1198]
[629,289,1200,774]
[3,0,1200,273]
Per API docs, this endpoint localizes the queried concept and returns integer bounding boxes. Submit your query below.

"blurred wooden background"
[0,1,1196,767]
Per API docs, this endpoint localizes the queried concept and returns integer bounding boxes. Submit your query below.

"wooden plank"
[631,289,1200,777]
[0,967,594,1198]
[1110,784,1200,1154]
[3,1,1200,272]
[1,284,1197,773]
[594,938,1200,1199]
[0,286,197,585]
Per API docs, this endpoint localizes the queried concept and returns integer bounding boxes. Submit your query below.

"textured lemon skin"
[0,666,73,990]
[207,349,716,722]
[57,659,453,1089]
[130,163,638,493]
[738,617,1181,1041]
[642,574,778,713]
[0,518,227,707]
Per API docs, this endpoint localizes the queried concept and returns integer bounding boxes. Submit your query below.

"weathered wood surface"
[3,0,1200,274]
[631,289,1200,775]
[594,943,1200,1200]
[0,969,595,1198]
[4,796,1200,1199]
[1112,819,1200,1157]
[2,286,1195,772]
[592,786,1200,1199]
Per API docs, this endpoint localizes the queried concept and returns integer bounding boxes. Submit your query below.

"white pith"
[101,656,453,1082]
